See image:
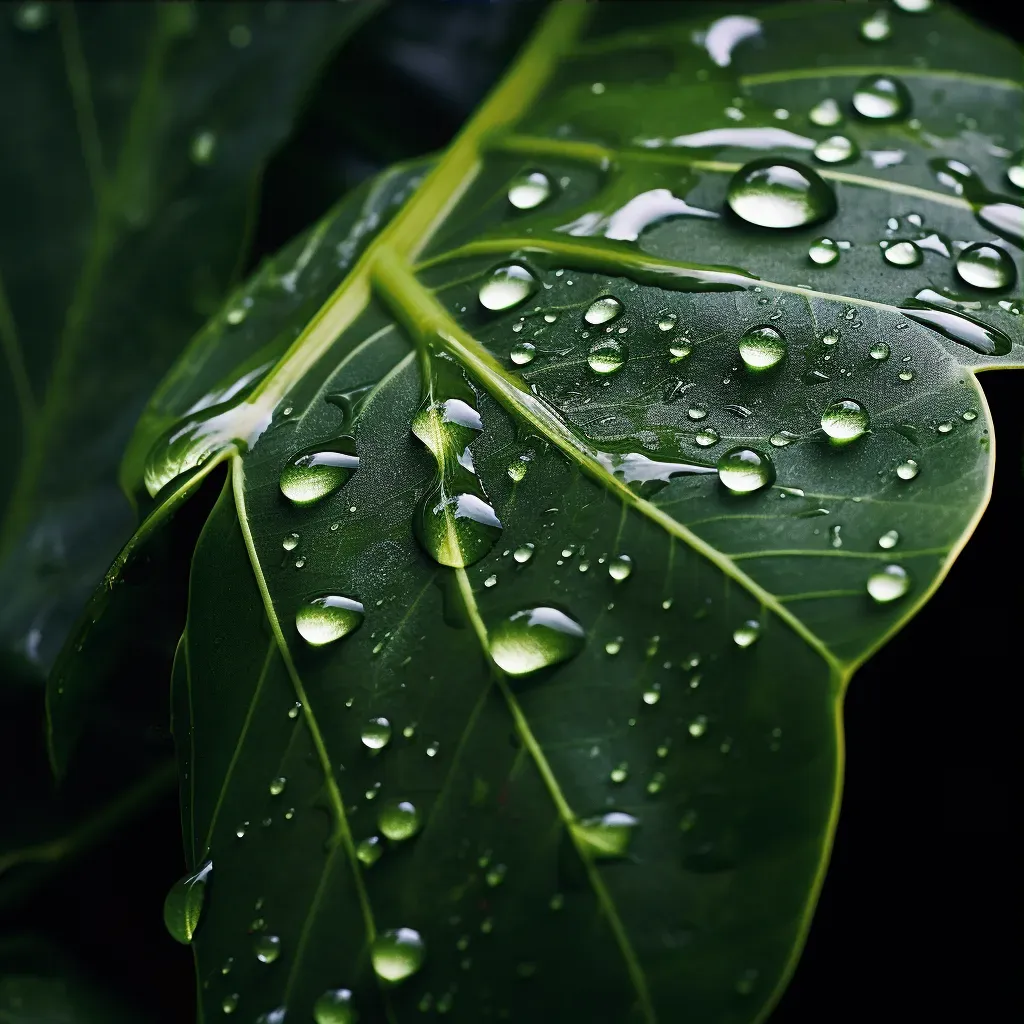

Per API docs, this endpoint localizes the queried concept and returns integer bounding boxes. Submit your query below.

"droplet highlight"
[488,607,585,677]
[163,860,212,945]
[279,438,359,505]
[295,595,365,647]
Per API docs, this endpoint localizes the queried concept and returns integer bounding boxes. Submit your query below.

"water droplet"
[378,799,421,841]
[361,717,392,750]
[478,264,536,311]
[688,715,708,738]
[584,296,623,326]
[687,405,708,421]
[163,860,212,944]
[726,159,836,229]
[484,574,498,588]
[295,595,364,646]
[867,564,910,603]
[695,428,720,448]
[852,75,911,120]
[571,811,638,858]
[955,243,1016,290]
[809,97,842,127]
[513,543,535,564]
[884,240,922,267]
[190,130,216,166]
[605,638,622,656]
[279,438,358,505]
[962,409,978,422]
[254,934,281,964]
[426,741,440,757]
[507,170,552,210]
[507,459,527,482]
[356,836,383,866]
[896,459,919,480]
[821,399,869,442]
[900,303,1011,356]
[813,135,857,164]
[899,369,914,381]
[1007,154,1024,191]
[878,530,899,549]
[732,621,760,647]
[739,325,787,369]
[225,306,248,326]
[859,10,891,41]
[822,330,840,346]
[222,993,239,1014]
[936,420,954,435]
[717,447,775,494]
[894,0,932,11]
[642,685,661,706]
[658,313,677,331]
[770,430,798,447]
[587,338,627,374]
[669,341,692,360]
[608,554,633,581]
[488,607,585,677]
[13,2,51,31]
[869,342,890,361]
[282,532,299,552]
[372,928,426,983]
[269,777,286,796]
[803,237,840,269]
[313,988,356,1024]
[485,863,507,887]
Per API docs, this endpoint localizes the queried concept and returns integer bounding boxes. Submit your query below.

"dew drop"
[688,715,708,738]
[510,340,537,366]
[478,264,536,311]
[282,532,299,551]
[254,934,281,964]
[295,595,364,646]
[739,325,787,369]
[608,554,633,581]
[770,430,798,448]
[899,369,914,381]
[813,135,857,165]
[687,405,708,421]
[488,607,585,677]
[867,564,910,603]
[955,243,1016,290]
[642,685,661,706]
[962,409,978,422]
[361,717,392,750]
[884,240,922,267]
[378,799,421,841]
[190,130,216,166]
[163,860,212,945]
[717,447,775,494]
[484,574,498,588]
[732,620,760,647]
[821,399,869,442]
[658,313,677,332]
[356,836,383,867]
[852,75,911,120]
[584,296,623,326]
[669,341,692,360]
[859,10,892,41]
[605,638,622,656]
[869,342,890,361]
[894,0,932,10]
[507,170,552,210]
[507,459,527,482]
[1007,154,1024,191]
[809,97,842,127]
[695,428,720,448]
[222,993,239,1014]
[279,439,358,505]
[372,928,426,983]
[269,777,286,796]
[878,530,899,549]
[13,2,51,31]
[896,459,919,480]
[513,543,535,564]
[806,236,840,265]
[571,811,638,859]
[822,330,840,346]
[727,159,836,229]
[587,338,627,374]
[313,988,356,1024]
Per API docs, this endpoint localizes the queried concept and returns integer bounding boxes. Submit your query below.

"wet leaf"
[50,3,1023,1022]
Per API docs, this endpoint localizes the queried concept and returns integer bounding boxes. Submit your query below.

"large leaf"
[0,0,377,676]
[51,2,1023,1021]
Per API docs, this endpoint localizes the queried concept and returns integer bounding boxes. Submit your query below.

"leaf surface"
[51,2,1023,1021]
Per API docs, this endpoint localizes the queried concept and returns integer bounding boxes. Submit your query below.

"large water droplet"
[808,237,840,266]
[584,296,623,326]
[814,135,857,164]
[357,836,383,866]
[295,595,365,646]
[894,0,932,10]
[378,799,421,841]
[571,811,639,859]
[372,928,425,983]
[279,438,358,505]
[869,342,890,361]
[739,325,786,369]
[1008,153,1024,191]
[867,564,910,603]
[163,860,212,944]
[513,543,535,564]
[254,934,281,964]
[478,265,536,311]
[896,458,919,480]
[190,130,217,166]
[726,159,836,229]
[955,243,1016,290]
[510,340,536,366]
[314,989,356,1024]
[587,338,627,374]
[361,717,392,750]
[13,2,51,31]
[809,98,842,127]
[878,530,899,549]
[821,399,869,442]
[884,241,922,267]
[900,303,1011,356]
[852,75,911,120]
[859,10,891,41]
[608,554,633,581]
[507,171,552,210]
[732,621,760,647]
[488,607,585,677]
[717,448,775,494]
[695,428,720,447]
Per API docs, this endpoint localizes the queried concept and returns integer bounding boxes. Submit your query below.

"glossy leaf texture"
[52,2,1023,1022]
[0,0,377,676]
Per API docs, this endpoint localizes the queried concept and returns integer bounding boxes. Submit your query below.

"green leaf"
[52,2,1023,1021]
[0,0,378,675]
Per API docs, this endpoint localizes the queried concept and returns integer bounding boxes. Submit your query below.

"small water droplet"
[510,340,536,366]
[584,296,623,326]
[488,607,585,677]
[688,715,708,738]
[163,860,212,944]
[609,762,629,783]
[513,543,535,564]
[608,554,633,581]
[669,341,692,360]
[280,439,358,505]
[507,170,552,210]
[936,420,954,435]
[642,685,661,706]
[955,243,1016,290]
[739,325,787,369]
[13,2,51,31]
[254,934,281,964]
[371,928,426,982]
[571,811,638,858]
[378,800,421,841]
[605,638,622,655]
[859,10,891,41]
[356,836,383,867]
[770,430,798,448]
[695,428,720,447]
[813,135,857,165]
[884,240,922,267]
[727,159,836,229]
[867,564,910,602]
[485,863,507,887]
[362,717,392,750]
[282,532,299,552]
[296,595,364,646]
[190,130,217,166]
[478,265,536,311]
[898,369,914,381]
[808,237,841,266]
[483,574,498,589]
[269,777,286,796]
[717,447,775,493]
[1007,154,1024,191]
[507,459,528,482]
[658,313,677,332]
[962,409,978,422]
[732,621,760,647]
[809,97,842,127]
[222,993,239,1014]
[878,530,899,549]
[896,459,919,480]
[852,75,911,120]
[426,741,440,757]
[821,399,869,442]
[687,405,708,421]
[869,342,890,361]
[587,338,627,374]
[313,988,356,1024]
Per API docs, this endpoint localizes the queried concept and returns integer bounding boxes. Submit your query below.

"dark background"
[2,1,1020,1021]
